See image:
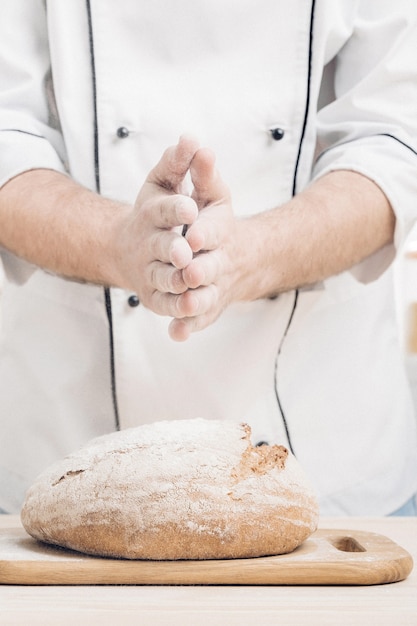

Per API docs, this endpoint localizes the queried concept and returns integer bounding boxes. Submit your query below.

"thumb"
[146,134,200,193]
[190,147,230,208]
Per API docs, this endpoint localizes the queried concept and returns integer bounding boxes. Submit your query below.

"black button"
[255,441,269,447]
[116,126,130,139]
[270,127,285,141]
[127,294,140,307]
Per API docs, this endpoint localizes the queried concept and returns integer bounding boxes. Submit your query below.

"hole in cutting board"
[331,536,366,553]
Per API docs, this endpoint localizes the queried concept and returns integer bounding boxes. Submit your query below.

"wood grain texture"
[0,526,412,586]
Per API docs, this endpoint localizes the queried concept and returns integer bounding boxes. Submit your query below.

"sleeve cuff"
[0,129,66,189]
[312,134,417,282]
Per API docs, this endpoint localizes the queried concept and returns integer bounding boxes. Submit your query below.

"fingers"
[168,319,192,342]
[137,137,201,270]
[164,146,234,340]
[149,194,198,230]
[169,316,214,342]
[185,210,225,253]
[168,299,220,342]
[190,147,230,207]
[146,261,187,295]
[150,284,217,320]
[147,134,200,193]
[135,139,236,341]
[148,228,193,269]
[185,147,232,253]
[181,250,222,289]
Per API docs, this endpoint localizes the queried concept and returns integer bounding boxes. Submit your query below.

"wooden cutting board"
[0,526,413,586]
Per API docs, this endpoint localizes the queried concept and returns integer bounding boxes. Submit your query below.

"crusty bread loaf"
[21,419,319,560]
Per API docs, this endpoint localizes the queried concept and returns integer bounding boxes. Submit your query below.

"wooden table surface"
[0,515,416,626]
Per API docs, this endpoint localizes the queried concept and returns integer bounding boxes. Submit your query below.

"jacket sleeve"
[0,0,67,189]
[313,0,417,281]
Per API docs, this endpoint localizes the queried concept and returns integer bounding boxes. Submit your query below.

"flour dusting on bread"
[21,418,319,560]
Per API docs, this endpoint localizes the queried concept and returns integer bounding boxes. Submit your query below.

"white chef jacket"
[1,0,417,515]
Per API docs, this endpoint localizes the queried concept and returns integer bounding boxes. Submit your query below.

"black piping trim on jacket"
[0,129,46,139]
[380,133,417,157]
[273,289,299,455]
[86,0,120,430]
[274,0,316,457]
[315,132,417,163]
[291,0,316,199]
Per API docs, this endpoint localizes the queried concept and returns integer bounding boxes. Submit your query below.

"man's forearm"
[0,169,129,286]
[235,170,396,301]
[0,136,201,327]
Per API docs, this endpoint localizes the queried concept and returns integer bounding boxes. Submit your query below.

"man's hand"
[168,147,243,341]
[166,149,396,342]
[113,135,205,319]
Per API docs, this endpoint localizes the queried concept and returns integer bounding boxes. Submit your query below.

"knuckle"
[175,196,198,224]
[148,289,164,315]
[169,269,187,294]
[146,263,161,291]
[156,198,167,225]
[148,261,184,295]
[148,232,161,259]
[169,236,192,269]
[173,293,187,317]
[157,196,177,228]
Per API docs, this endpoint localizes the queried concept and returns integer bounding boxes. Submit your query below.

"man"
[0,0,417,515]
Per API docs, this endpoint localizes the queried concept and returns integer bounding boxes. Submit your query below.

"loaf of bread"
[21,418,319,560]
